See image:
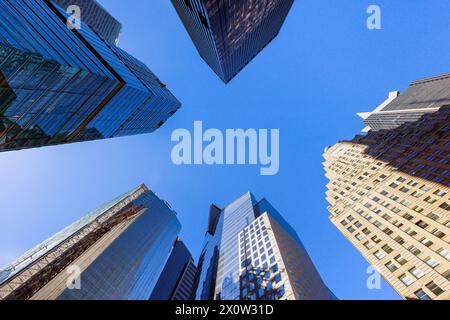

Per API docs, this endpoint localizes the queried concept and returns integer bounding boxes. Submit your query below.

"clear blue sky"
[1,0,449,300]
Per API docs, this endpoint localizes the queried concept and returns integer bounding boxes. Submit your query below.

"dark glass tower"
[150,238,197,300]
[192,193,336,300]
[0,0,180,152]
[172,0,294,83]
[0,185,182,300]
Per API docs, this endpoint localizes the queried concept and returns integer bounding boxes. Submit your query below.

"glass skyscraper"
[0,0,180,152]
[171,0,294,83]
[150,238,197,300]
[0,184,182,300]
[192,193,336,300]
[52,0,122,45]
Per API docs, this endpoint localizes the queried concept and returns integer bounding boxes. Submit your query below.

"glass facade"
[193,192,336,300]
[172,0,294,83]
[0,185,181,300]
[0,0,180,152]
[51,0,122,45]
[150,239,197,300]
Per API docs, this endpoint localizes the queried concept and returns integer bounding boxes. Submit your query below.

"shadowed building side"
[150,239,197,300]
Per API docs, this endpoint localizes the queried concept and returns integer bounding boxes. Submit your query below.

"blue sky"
[1,0,449,300]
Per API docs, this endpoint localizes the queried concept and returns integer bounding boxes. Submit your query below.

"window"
[399,274,414,286]
[432,229,445,239]
[442,270,450,281]
[382,245,394,254]
[183,0,193,11]
[425,257,439,268]
[434,189,447,197]
[274,274,282,283]
[355,233,364,241]
[411,191,423,198]
[198,11,210,29]
[385,262,398,272]
[409,267,425,279]
[426,213,439,221]
[438,248,450,260]
[420,238,434,247]
[394,236,405,245]
[364,241,374,250]
[415,290,431,300]
[425,195,438,204]
[416,220,429,229]
[439,202,450,211]
[389,183,399,189]
[425,282,444,296]
[371,236,381,244]
[374,251,386,260]
[395,255,407,265]
[409,246,421,256]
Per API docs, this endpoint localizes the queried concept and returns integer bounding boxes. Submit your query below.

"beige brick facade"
[324,107,450,300]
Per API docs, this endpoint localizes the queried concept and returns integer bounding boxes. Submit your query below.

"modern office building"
[324,103,450,299]
[52,0,122,44]
[171,0,294,83]
[357,73,450,132]
[150,238,197,300]
[192,193,336,300]
[0,0,180,152]
[0,184,182,300]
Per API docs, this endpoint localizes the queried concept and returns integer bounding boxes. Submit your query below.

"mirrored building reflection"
[192,193,336,300]
[172,0,294,83]
[0,184,182,300]
[0,0,180,152]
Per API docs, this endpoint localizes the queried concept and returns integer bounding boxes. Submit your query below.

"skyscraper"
[192,193,336,300]
[171,0,294,83]
[0,0,180,152]
[150,238,197,300]
[52,0,122,45]
[0,184,182,300]
[323,78,450,300]
[357,73,450,132]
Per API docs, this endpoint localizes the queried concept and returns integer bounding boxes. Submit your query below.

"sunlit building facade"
[0,185,182,300]
[171,0,294,83]
[0,0,180,152]
[324,100,450,299]
[192,193,336,300]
